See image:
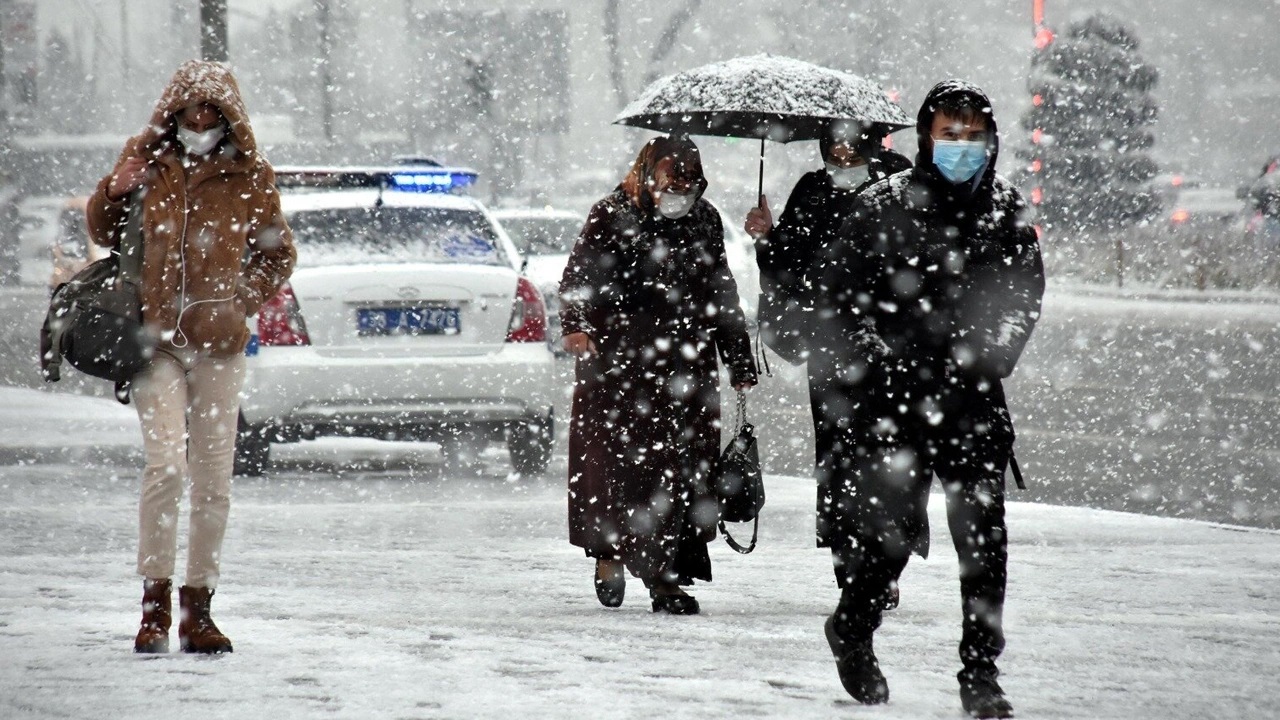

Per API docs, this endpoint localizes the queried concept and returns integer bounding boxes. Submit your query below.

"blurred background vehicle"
[1167,185,1246,233]
[14,195,109,291]
[1241,155,1280,252]
[717,202,759,323]
[42,197,109,290]
[235,165,556,477]
[490,206,583,351]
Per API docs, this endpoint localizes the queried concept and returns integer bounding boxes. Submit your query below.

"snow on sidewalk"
[1,458,1277,720]
[0,386,140,464]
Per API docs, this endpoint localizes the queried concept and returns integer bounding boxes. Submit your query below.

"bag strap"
[1009,451,1026,490]
[117,189,145,289]
[733,389,747,432]
[719,515,759,554]
[43,296,70,382]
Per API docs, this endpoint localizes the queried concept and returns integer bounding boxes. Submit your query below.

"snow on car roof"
[489,207,583,220]
[280,189,483,213]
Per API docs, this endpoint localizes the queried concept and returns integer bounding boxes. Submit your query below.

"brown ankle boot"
[134,578,172,653]
[178,585,233,654]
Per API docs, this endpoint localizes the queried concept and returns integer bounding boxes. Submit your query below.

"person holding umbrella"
[743,124,911,600]
[559,135,757,615]
[817,80,1044,718]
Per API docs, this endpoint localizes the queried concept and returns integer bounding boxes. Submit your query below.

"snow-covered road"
[2,422,1278,719]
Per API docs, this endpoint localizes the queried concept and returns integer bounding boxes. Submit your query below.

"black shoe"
[959,670,1014,719]
[824,614,889,704]
[882,583,900,611]
[650,591,699,615]
[594,560,625,608]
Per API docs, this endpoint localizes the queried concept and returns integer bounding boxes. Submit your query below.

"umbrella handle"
[758,137,765,205]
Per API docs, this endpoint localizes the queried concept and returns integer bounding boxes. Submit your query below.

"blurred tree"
[643,0,705,87]
[602,0,705,109]
[1021,14,1161,232]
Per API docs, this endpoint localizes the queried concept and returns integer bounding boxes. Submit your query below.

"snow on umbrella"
[615,54,913,198]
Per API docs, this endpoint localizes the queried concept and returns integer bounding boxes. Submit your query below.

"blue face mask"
[932,140,989,184]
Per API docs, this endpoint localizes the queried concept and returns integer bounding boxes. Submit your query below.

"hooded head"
[819,120,885,166]
[915,79,998,191]
[621,135,708,219]
[135,60,257,168]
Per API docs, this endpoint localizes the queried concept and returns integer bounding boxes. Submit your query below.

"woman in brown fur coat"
[86,60,295,654]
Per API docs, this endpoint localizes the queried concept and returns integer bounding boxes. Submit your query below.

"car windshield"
[288,206,507,267]
[498,216,581,255]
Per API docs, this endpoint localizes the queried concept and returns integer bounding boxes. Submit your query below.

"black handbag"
[40,190,151,390]
[712,391,765,553]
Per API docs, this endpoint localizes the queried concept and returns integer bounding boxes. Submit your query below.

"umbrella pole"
[757,137,766,205]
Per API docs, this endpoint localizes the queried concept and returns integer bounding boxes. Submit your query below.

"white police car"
[235,166,556,476]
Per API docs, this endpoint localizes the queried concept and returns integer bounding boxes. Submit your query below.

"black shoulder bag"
[40,190,151,396]
[712,391,766,553]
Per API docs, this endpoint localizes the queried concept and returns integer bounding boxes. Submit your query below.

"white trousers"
[133,348,245,588]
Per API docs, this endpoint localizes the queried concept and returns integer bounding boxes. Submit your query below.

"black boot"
[882,582,900,611]
[959,669,1013,719]
[649,584,699,615]
[824,614,888,704]
[594,560,625,608]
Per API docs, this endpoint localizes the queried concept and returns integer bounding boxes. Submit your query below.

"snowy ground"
[2,390,1279,719]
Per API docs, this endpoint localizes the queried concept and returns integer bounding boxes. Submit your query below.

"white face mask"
[657,191,698,219]
[826,162,870,190]
[177,126,225,156]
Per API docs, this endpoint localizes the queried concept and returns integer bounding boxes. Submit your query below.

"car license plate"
[356,307,461,336]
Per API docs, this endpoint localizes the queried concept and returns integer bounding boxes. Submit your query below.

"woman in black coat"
[559,135,757,615]
[744,128,911,551]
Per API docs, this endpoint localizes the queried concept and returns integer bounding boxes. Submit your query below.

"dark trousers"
[831,427,1010,674]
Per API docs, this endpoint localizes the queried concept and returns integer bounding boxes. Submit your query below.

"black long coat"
[755,149,912,548]
[817,84,1045,558]
[560,188,757,584]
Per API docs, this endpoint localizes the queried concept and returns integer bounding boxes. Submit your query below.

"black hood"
[914,79,1000,195]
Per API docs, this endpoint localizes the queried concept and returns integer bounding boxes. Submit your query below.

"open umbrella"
[615,54,913,199]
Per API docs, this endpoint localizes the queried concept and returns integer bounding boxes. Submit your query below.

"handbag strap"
[117,189,145,289]
[719,515,759,554]
[1009,451,1026,490]
[733,389,747,432]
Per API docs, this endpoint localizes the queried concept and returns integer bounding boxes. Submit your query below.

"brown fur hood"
[86,60,295,356]
[135,59,259,170]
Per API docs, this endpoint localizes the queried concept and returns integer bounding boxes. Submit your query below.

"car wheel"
[507,412,554,476]
[234,413,271,477]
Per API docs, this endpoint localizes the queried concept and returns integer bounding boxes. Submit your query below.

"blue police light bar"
[274,165,479,194]
[389,170,477,193]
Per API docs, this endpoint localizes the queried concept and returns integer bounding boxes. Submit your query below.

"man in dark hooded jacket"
[745,126,911,563]
[816,81,1044,718]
